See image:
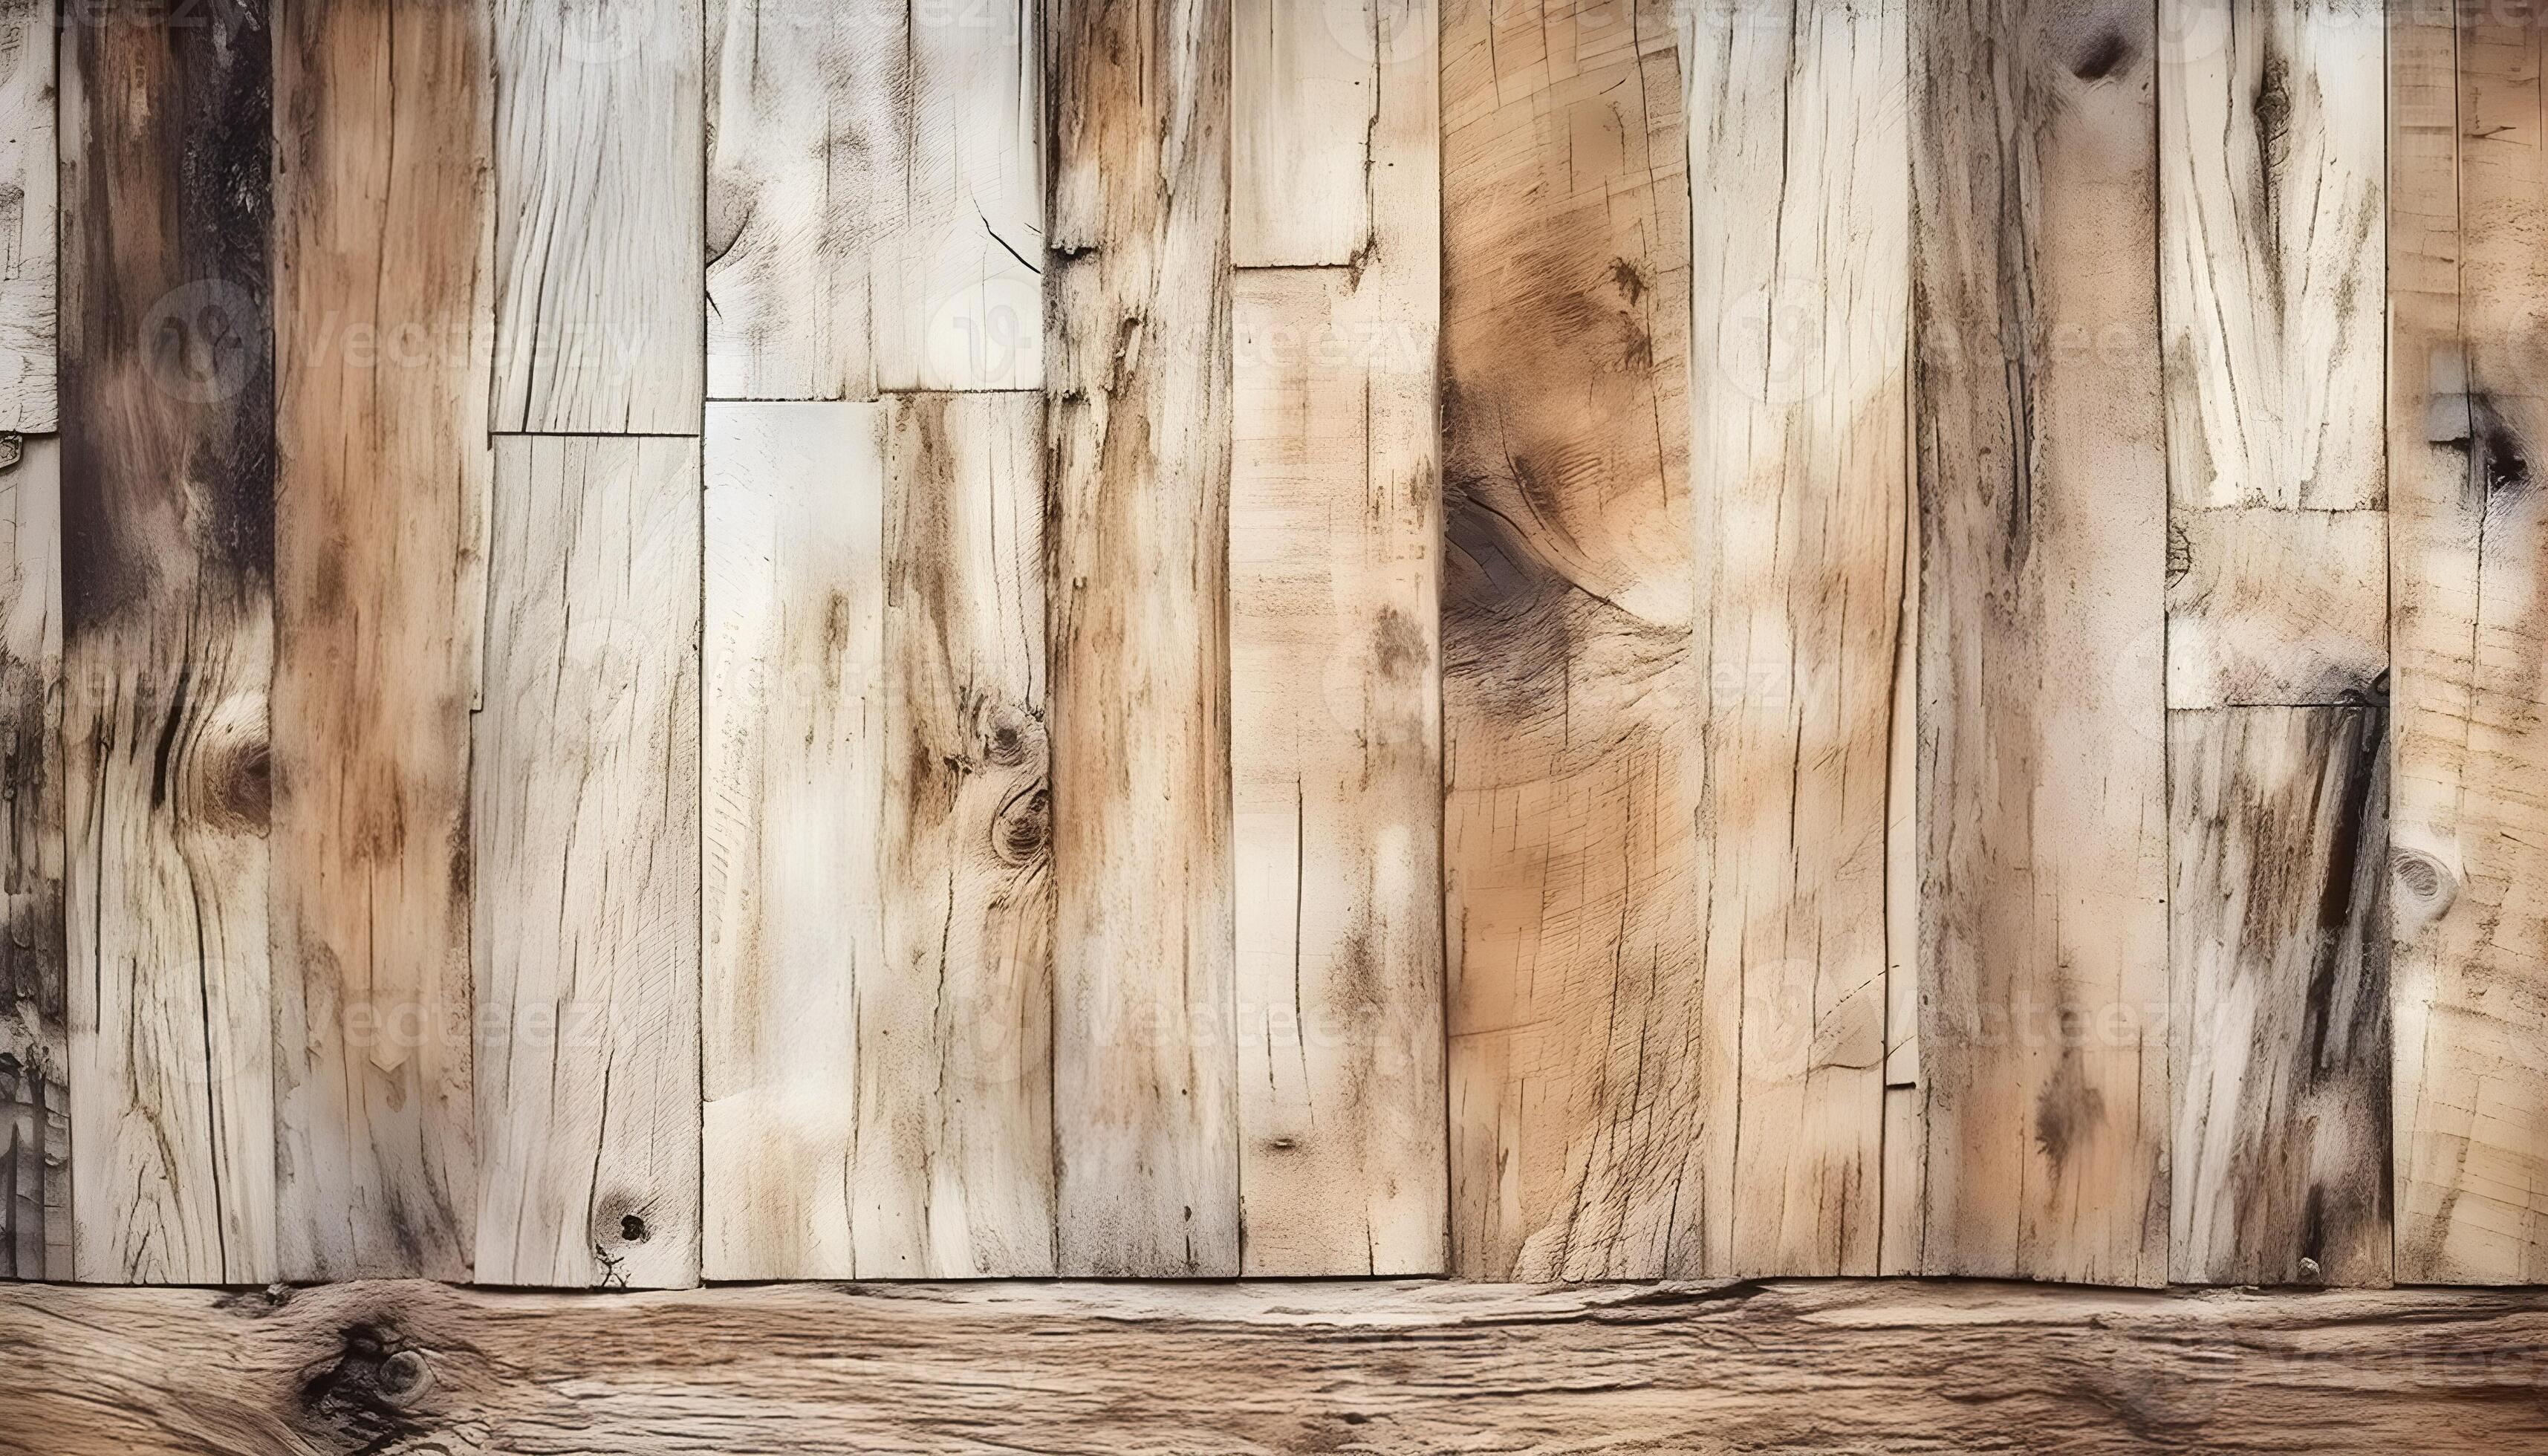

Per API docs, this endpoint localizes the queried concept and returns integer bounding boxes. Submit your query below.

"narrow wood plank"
[2169,702,2391,1287]
[708,0,1041,399]
[874,392,1053,1275]
[10,1279,2548,1454]
[1910,0,2169,1285]
[269,0,490,1283]
[2391,0,2548,1283]
[475,437,699,1289]
[1683,0,1905,1277]
[0,0,54,432]
[701,401,882,1281]
[1046,0,1238,1276]
[1230,0,1371,267]
[0,436,63,1280]
[492,0,703,432]
[59,0,277,1285]
[1440,0,1700,1279]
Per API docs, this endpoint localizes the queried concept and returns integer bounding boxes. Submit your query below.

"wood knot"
[992,782,1049,865]
[376,1349,434,1408]
[2393,848,2456,920]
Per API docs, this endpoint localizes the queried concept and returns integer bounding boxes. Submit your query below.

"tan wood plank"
[1909,0,2169,1285]
[701,400,883,1281]
[708,0,1041,399]
[269,0,491,1283]
[1683,0,1905,1277]
[0,437,62,1279]
[0,0,53,432]
[2169,702,2391,1287]
[1046,0,1238,1276]
[1230,0,1372,267]
[8,1279,2548,1452]
[1440,0,1700,1280]
[59,0,276,1285]
[492,0,703,432]
[2391,0,2548,1284]
[874,392,1053,1275]
[475,437,699,1289]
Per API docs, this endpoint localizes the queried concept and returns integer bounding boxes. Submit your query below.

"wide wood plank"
[2391,0,2548,1283]
[0,0,53,432]
[0,437,62,1279]
[492,0,703,432]
[1046,0,1238,1276]
[475,437,699,1289]
[59,0,276,1285]
[1909,0,2169,1285]
[1440,0,1700,1280]
[269,0,490,1283]
[7,1279,2548,1452]
[1682,0,1905,1277]
[707,0,1041,398]
[701,400,883,1281]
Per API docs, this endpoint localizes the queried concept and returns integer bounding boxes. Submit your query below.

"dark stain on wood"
[2070,27,2135,83]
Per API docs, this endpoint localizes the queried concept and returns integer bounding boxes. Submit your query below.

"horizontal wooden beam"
[3,1279,2545,1452]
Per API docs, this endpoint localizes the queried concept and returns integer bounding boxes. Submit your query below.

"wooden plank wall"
[6,0,2548,1294]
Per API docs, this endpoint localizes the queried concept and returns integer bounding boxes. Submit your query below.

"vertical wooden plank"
[475,436,699,1289]
[268,0,490,1283]
[1683,0,1905,1277]
[1440,0,1700,1280]
[1910,0,2168,1286]
[2158,0,2391,1288]
[0,0,54,432]
[709,1,1041,399]
[874,392,1053,1275]
[1230,0,1371,267]
[493,0,703,432]
[1047,0,1238,1276]
[60,0,277,1286]
[701,401,880,1281]
[2391,0,2548,1284]
[0,436,63,1279]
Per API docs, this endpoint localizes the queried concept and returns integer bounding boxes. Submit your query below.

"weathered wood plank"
[1046,0,1238,1276]
[1440,0,1700,1280]
[492,0,703,432]
[1230,0,1370,267]
[7,1279,2548,1453]
[2169,703,2391,1287]
[875,392,1053,1275]
[1683,0,1905,1277]
[701,400,882,1281]
[2167,507,2387,709]
[0,0,54,432]
[707,0,1041,398]
[269,0,490,1283]
[0,436,62,1280]
[475,437,699,1289]
[2391,0,2548,1284]
[1910,0,2169,1285]
[59,0,277,1286]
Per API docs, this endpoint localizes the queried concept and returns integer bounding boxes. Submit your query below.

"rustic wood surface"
[6,1278,2548,1454]
[0,436,61,1279]
[0,0,53,432]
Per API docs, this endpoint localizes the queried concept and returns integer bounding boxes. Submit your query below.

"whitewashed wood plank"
[476,436,700,1289]
[0,0,54,432]
[1231,0,1371,267]
[493,0,703,432]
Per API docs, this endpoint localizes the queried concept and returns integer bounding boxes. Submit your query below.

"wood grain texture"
[2390,0,2548,1284]
[1045,0,1238,1276]
[1230,0,1371,267]
[475,437,699,1289]
[0,437,62,1279]
[492,0,703,432]
[59,0,276,1286]
[0,0,53,432]
[1683,0,1905,1277]
[270,0,490,1283]
[707,0,1041,398]
[1909,0,2169,1285]
[2167,506,2387,709]
[8,1278,2548,1453]
[701,400,883,1281]
[1441,0,1699,1281]
[2169,703,2392,1287]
